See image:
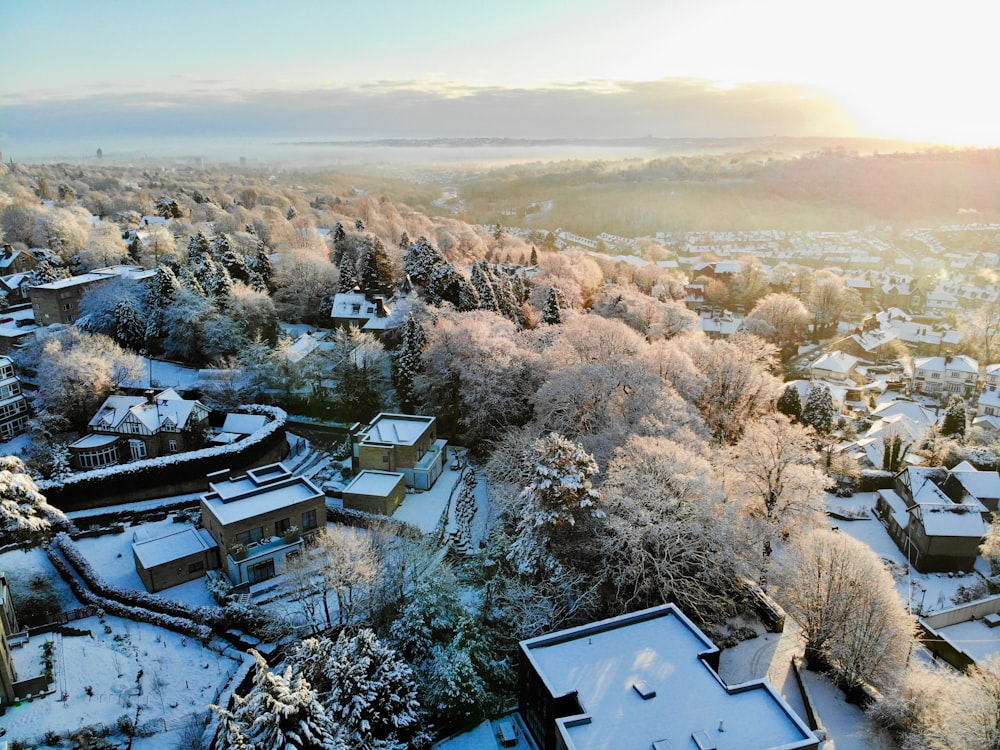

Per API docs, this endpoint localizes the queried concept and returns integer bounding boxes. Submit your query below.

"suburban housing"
[354,413,446,490]
[67,388,210,469]
[518,604,818,750]
[0,355,29,439]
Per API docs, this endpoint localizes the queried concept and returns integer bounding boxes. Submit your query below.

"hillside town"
[0,157,999,750]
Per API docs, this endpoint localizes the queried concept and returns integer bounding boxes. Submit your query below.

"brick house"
[200,463,325,586]
[0,356,29,439]
[342,469,406,515]
[67,388,210,470]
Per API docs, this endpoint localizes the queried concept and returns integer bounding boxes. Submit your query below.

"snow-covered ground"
[124,358,202,391]
[72,516,219,609]
[5,613,242,748]
[391,453,467,534]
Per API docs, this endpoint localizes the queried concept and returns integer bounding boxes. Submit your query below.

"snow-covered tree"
[356,236,395,294]
[745,292,812,353]
[425,263,478,310]
[801,382,836,434]
[0,456,68,543]
[392,314,426,414]
[776,384,803,420]
[337,252,359,293]
[291,629,424,750]
[725,416,826,573]
[542,287,563,325]
[212,650,344,750]
[772,528,912,692]
[403,236,447,286]
[941,395,968,439]
[507,432,601,577]
[113,297,146,351]
[452,472,478,554]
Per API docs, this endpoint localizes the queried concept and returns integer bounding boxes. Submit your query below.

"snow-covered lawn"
[124,358,202,391]
[824,492,980,615]
[391,455,466,533]
[0,545,81,612]
[5,613,242,748]
[72,517,219,609]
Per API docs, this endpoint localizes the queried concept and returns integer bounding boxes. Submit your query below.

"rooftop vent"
[691,730,717,750]
[632,680,656,700]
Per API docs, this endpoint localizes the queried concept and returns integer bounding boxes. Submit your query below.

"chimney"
[374,296,387,318]
[144,389,156,404]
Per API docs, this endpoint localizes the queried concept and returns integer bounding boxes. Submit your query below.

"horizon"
[2,1,998,159]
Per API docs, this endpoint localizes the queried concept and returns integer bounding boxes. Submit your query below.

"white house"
[913,354,979,396]
[809,351,859,383]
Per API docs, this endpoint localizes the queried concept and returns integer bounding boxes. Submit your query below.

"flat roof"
[132,527,216,569]
[343,470,405,497]
[522,604,816,750]
[364,413,434,446]
[203,476,322,525]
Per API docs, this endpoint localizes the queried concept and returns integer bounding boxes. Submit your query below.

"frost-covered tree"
[392,314,426,414]
[726,416,826,572]
[212,650,344,750]
[356,236,395,294]
[508,432,601,578]
[801,382,836,434]
[291,629,424,750]
[403,236,447,286]
[745,292,812,353]
[941,395,968,439]
[337,252,358,293]
[0,456,68,543]
[776,384,803,420]
[452,472,478,554]
[426,263,478,310]
[542,287,563,325]
[113,297,146,351]
[470,261,500,314]
[773,529,913,693]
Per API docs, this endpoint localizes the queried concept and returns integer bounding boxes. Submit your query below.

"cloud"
[0,77,858,143]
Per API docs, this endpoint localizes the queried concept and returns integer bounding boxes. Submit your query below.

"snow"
[124,358,202,391]
[203,477,320,525]
[132,527,217,569]
[523,605,815,750]
[344,469,405,496]
[4,613,242,747]
[364,413,435,445]
[933,618,1000,664]
[72,517,219,608]
[67,433,119,449]
[390,459,465,533]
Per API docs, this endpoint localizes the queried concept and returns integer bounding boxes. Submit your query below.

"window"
[382,455,389,463]
[168,439,178,453]
[79,445,119,468]
[275,517,291,535]
[124,421,143,434]
[301,509,318,531]
[128,439,147,461]
[235,527,265,546]
[187,561,205,574]
[248,559,275,584]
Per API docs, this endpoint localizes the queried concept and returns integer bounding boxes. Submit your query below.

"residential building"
[875,467,986,572]
[329,291,412,338]
[809,351,859,383]
[67,388,210,469]
[200,463,326,586]
[944,460,1000,514]
[354,413,446,490]
[30,265,154,326]
[518,604,818,750]
[979,390,1000,420]
[0,356,28,439]
[912,354,979,396]
[0,571,20,709]
[0,246,37,277]
[984,364,1000,392]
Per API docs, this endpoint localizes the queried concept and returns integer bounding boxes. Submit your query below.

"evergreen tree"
[331,222,347,264]
[291,630,423,750]
[392,314,426,413]
[452,472,478,554]
[941,395,967,439]
[801,382,836,433]
[398,231,410,250]
[530,246,538,265]
[542,287,563,325]
[286,205,297,220]
[777,384,803,420]
[143,265,181,349]
[113,297,145,351]
[338,253,359,293]
[127,234,143,264]
[214,233,254,286]
[882,432,911,473]
[212,650,344,750]
[470,261,500,314]
[252,239,274,292]
[335,362,384,423]
[356,236,395,293]
[355,219,365,231]
[403,236,446,286]
[427,264,478,310]
[28,257,67,285]
[0,456,68,543]
[187,231,211,262]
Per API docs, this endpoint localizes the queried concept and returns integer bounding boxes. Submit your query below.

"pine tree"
[291,630,423,750]
[801,382,836,433]
[127,234,143,264]
[941,395,967,439]
[213,233,254,286]
[212,650,344,750]
[338,253,359,293]
[392,314,426,413]
[252,239,274,292]
[356,236,395,293]
[331,222,347,264]
[530,246,538,265]
[0,456,68,543]
[398,231,410,250]
[777,384,803,420]
[187,231,211,262]
[542,287,563,325]
[403,236,446,286]
[355,219,365,231]
[143,265,181,348]
[470,262,500,314]
[113,297,145,351]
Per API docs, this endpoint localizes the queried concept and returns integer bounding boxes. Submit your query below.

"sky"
[1,0,998,154]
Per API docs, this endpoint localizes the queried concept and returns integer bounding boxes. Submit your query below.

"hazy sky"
[2,0,996,149]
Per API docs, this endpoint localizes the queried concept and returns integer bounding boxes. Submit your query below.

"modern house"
[354,413,446,490]
[912,354,979,397]
[0,356,29,439]
[67,388,210,469]
[875,467,987,572]
[341,469,406,515]
[518,604,818,750]
[199,463,326,586]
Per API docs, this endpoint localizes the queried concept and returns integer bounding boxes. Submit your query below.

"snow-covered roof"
[343,470,405,497]
[68,433,119,449]
[811,351,859,375]
[915,504,985,538]
[132,527,216,569]
[871,400,937,427]
[949,464,1000,503]
[221,413,267,436]
[979,390,1000,409]
[32,271,115,290]
[878,489,910,530]
[520,604,816,750]
[916,355,979,374]
[362,413,435,446]
[88,388,204,434]
[202,463,323,526]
